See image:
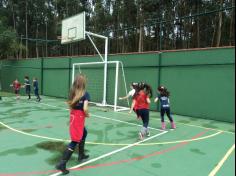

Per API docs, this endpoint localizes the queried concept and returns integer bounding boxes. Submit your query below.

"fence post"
[157,52,163,112]
[68,57,72,96]
[41,58,44,95]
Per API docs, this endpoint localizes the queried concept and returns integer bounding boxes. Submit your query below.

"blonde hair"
[68,75,87,108]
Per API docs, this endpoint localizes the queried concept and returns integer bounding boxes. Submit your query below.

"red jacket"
[134,91,150,110]
[13,81,21,90]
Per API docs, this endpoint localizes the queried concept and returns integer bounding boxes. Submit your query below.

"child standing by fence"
[24,76,31,100]
[10,79,21,100]
[33,78,41,102]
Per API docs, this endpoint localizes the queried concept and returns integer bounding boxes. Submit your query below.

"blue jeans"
[34,89,40,99]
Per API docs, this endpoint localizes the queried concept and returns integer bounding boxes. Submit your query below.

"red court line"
[0,129,209,176]
[73,129,209,171]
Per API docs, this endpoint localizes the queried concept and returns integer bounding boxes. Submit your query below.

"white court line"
[114,107,235,135]
[209,144,235,176]
[37,102,165,132]
[50,131,168,176]
[39,96,235,135]
[2,97,168,175]
[33,101,168,175]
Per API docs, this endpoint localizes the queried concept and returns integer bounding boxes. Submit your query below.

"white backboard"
[61,12,86,44]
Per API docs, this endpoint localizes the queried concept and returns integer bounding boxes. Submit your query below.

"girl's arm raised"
[154,97,159,103]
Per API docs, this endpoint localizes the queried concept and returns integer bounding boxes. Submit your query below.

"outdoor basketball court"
[0,94,234,176]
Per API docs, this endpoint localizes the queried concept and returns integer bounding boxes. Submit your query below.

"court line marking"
[0,121,223,146]
[49,131,168,176]
[38,102,164,132]
[0,129,211,176]
[1,97,234,175]
[87,131,223,146]
[0,98,224,146]
[208,144,235,176]
[39,96,235,135]
[0,121,69,142]
[4,96,234,134]
[115,109,235,135]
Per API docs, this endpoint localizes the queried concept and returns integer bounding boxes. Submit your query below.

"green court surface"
[0,95,235,176]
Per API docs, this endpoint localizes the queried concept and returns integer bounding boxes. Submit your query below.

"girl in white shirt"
[119,82,138,100]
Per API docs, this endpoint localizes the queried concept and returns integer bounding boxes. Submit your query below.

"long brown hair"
[68,74,87,108]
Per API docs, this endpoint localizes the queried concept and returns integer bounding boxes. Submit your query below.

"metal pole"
[72,64,75,84]
[114,61,119,111]
[86,34,105,62]
[103,37,108,105]
[85,31,108,39]
[41,58,44,95]
[85,31,108,105]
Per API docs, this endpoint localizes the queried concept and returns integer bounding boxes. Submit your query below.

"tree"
[0,21,23,59]
[0,0,235,58]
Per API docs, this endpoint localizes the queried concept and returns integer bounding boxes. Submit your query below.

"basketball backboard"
[61,12,86,44]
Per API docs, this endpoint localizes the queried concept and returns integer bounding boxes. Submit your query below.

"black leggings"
[136,109,149,128]
[161,108,173,123]
[34,89,40,99]
[26,89,31,99]
[68,128,88,150]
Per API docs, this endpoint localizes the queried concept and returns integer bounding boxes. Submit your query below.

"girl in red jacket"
[10,79,21,99]
[131,82,153,140]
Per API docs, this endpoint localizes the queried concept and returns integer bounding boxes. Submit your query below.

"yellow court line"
[1,97,233,147]
[35,96,235,135]
[116,110,235,135]
[209,144,235,176]
[0,121,223,146]
[86,131,223,146]
[0,122,69,142]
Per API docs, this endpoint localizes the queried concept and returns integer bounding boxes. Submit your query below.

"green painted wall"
[0,59,42,95]
[159,48,235,122]
[42,58,70,98]
[0,47,234,123]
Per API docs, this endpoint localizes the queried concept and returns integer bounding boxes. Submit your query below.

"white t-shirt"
[128,89,136,97]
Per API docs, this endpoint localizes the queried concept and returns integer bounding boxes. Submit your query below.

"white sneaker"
[146,131,151,137]
[139,132,144,140]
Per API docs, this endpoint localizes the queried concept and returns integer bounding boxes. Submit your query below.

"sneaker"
[37,98,41,102]
[139,132,144,140]
[146,131,151,137]
[78,154,90,162]
[161,122,166,130]
[171,122,176,129]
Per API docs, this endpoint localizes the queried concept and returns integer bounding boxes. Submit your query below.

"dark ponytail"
[163,89,170,97]
[131,82,139,89]
[158,86,170,97]
[144,83,153,98]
